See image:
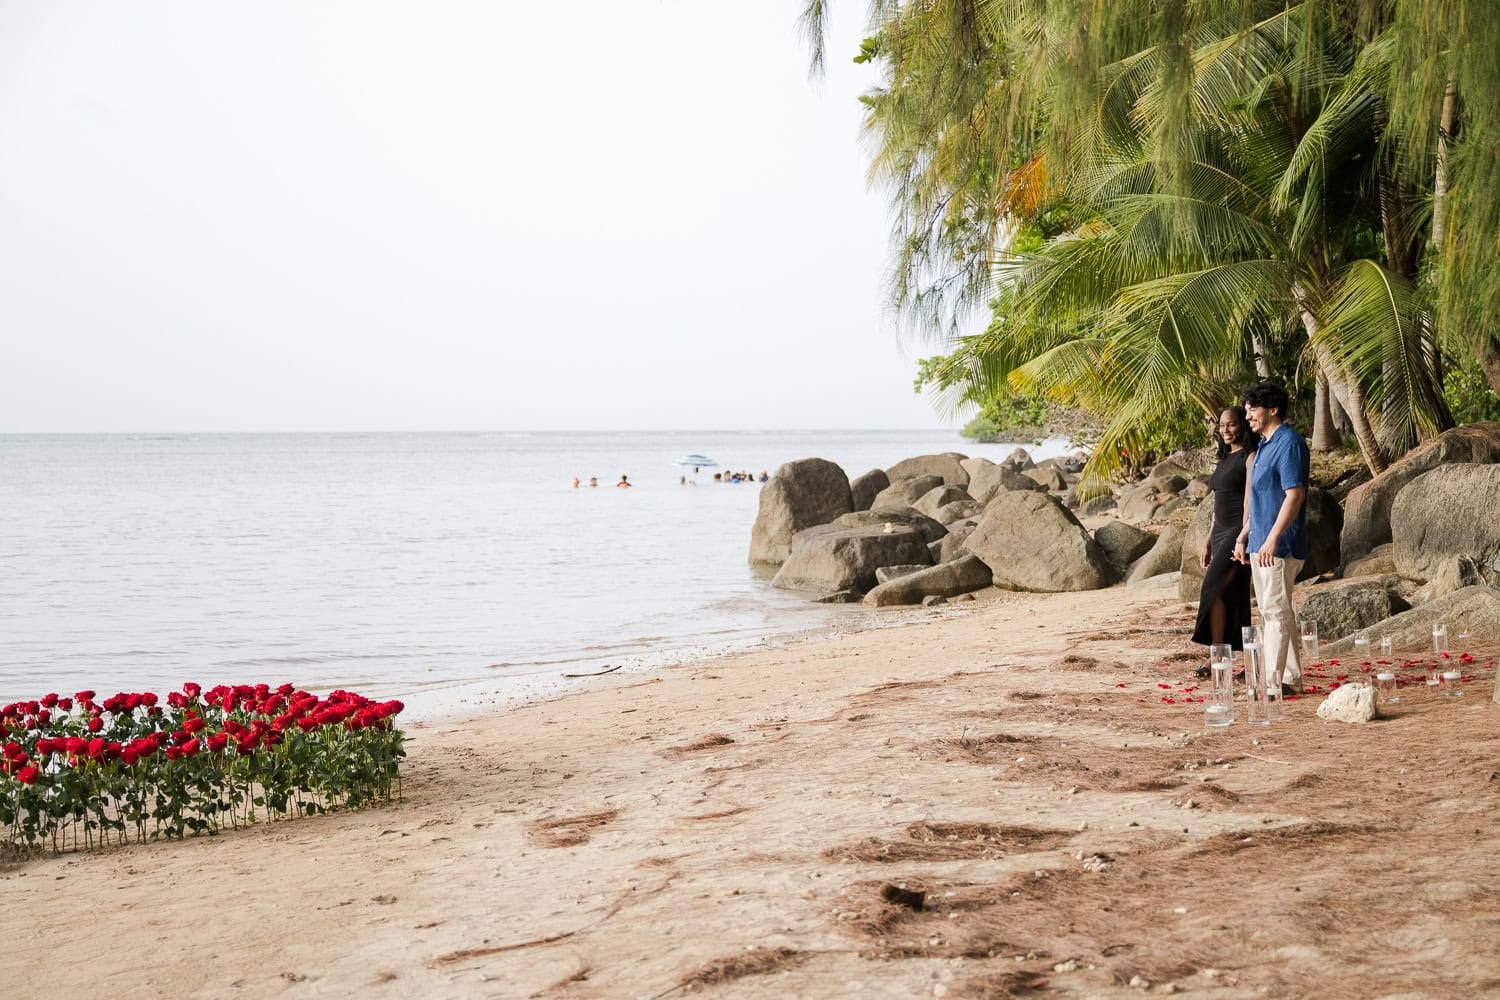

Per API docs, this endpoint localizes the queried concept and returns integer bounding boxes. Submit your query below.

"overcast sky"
[0,2,964,433]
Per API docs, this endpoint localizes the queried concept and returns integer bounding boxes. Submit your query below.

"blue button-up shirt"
[1248,424,1310,560]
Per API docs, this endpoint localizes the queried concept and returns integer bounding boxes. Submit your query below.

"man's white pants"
[1250,556,1304,688]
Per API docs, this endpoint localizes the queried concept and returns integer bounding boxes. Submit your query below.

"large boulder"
[1345,542,1396,578]
[749,458,854,565]
[886,454,970,487]
[829,508,948,544]
[959,456,995,482]
[932,520,979,563]
[1323,585,1500,657]
[1301,488,1343,580]
[849,469,890,512]
[968,463,1047,504]
[1341,422,1500,566]
[1126,525,1184,585]
[1391,464,1500,584]
[864,555,994,607]
[912,485,974,519]
[1297,578,1410,642]
[1178,502,1216,601]
[771,524,932,594]
[935,499,985,525]
[1026,466,1069,491]
[1118,484,1164,524]
[1094,520,1158,567]
[1001,447,1035,471]
[871,475,945,511]
[967,491,1116,592]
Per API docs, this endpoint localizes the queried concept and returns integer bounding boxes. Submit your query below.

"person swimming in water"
[615,474,631,488]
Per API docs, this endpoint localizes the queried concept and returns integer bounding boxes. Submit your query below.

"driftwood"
[561,664,624,678]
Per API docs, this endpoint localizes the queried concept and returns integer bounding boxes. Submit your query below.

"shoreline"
[5,577,1499,998]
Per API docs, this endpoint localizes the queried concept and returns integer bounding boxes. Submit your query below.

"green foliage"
[959,395,1054,443]
[1443,352,1500,425]
[802,0,1500,484]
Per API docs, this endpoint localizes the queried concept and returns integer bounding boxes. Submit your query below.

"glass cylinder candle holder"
[1205,644,1234,728]
[1378,635,1394,660]
[1441,669,1464,697]
[1433,623,1449,657]
[1426,658,1443,689]
[1301,620,1320,665]
[1353,636,1372,664]
[1244,642,1271,726]
[1375,671,1398,704]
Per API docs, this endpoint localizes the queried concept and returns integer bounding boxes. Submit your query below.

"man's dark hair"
[1242,380,1291,417]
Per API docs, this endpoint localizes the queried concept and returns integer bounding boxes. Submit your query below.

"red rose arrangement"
[1,683,404,852]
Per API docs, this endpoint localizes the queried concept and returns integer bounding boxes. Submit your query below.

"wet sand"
[5,577,1499,999]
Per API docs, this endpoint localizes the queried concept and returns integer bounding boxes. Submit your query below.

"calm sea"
[0,430,1067,718]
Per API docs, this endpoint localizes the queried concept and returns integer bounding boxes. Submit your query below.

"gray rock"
[959,456,994,482]
[933,520,979,563]
[1415,556,1484,604]
[849,468,890,512]
[934,499,985,525]
[871,475,945,511]
[1001,447,1035,471]
[1081,494,1118,516]
[1126,524,1184,585]
[1298,579,1410,642]
[1323,585,1500,657]
[864,556,993,607]
[1300,488,1343,581]
[1140,473,1189,495]
[829,507,947,544]
[1150,459,1195,480]
[886,454,970,487]
[922,594,948,606]
[912,484,974,518]
[1178,502,1216,601]
[1342,422,1500,565]
[875,564,929,585]
[749,458,854,565]
[815,590,862,604]
[1094,521,1158,567]
[1026,466,1069,491]
[1316,683,1379,723]
[1157,496,1189,519]
[967,491,1116,592]
[1118,484,1163,524]
[1184,477,1211,500]
[1345,543,1396,578]
[771,524,932,594]
[1391,464,1500,585]
[968,462,1047,504]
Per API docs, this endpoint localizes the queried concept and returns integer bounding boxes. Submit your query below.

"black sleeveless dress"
[1190,448,1251,649]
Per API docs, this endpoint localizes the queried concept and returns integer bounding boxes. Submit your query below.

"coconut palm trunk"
[1295,283,1387,474]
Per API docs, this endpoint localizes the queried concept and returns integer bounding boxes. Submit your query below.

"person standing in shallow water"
[1190,406,1257,650]
[1234,381,1309,692]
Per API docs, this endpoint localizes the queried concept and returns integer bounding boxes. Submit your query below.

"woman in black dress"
[1191,406,1257,649]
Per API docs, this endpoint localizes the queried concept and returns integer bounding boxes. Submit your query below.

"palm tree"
[801,1,1492,479]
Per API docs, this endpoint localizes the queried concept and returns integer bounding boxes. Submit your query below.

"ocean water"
[0,430,1068,718]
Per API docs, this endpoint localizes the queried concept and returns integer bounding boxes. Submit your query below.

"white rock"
[1129,975,1151,989]
[1315,683,1379,723]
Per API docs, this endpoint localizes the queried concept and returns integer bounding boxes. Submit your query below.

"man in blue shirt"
[1234,381,1310,692]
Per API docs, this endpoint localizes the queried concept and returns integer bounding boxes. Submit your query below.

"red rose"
[207,733,229,753]
[181,738,200,755]
[183,716,206,734]
[87,716,103,733]
[41,693,59,708]
[58,697,73,710]
[87,738,106,759]
[121,748,138,766]
[75,690,95,701]
[16,765,39,785]
[183,682,201,698]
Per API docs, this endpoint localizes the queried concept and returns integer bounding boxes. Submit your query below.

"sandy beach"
[5,578,1499,999]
